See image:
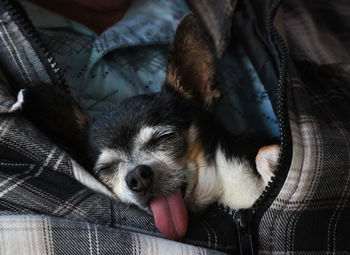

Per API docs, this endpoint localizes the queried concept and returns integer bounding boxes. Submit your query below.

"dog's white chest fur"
[215,149,265,209]
[193,148,267,210]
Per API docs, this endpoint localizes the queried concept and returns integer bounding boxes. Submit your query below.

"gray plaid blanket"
[1,0,350,254]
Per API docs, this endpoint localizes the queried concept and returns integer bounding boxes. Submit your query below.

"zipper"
[219,205,256,255]
[251,0,291,213]
[218,0,292,254]
[233,210,255,255]
[1,0,70,95]
[0,161,33,167]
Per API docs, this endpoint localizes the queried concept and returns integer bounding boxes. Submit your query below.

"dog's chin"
[136,203,152,214]
[128,194,152,213]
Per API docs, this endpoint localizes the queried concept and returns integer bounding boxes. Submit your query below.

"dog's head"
[89,14,220,239]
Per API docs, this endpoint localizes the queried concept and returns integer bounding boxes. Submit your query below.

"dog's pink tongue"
[150,190,188,240]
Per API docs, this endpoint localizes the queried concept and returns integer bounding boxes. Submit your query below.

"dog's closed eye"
[147,132,177,148]
[95,161,119,175]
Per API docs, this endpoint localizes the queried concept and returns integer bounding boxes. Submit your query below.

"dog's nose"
[126,165,154,192]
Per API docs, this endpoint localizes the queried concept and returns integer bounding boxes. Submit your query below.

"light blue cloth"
[20,0,279,137]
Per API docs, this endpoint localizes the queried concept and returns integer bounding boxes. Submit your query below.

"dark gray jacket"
[0,0,349,254]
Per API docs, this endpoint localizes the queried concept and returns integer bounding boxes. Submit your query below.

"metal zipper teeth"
[216,0,291,218]
[2,0,70,95]
[0,162,33,167]
[251,0,291,216]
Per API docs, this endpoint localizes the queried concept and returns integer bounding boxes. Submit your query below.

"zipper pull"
[233,209,256,255]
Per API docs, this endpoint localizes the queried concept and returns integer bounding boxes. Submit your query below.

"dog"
[88,14,280,240]
[20,14,279,241]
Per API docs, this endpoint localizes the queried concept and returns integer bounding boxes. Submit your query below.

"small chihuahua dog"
[20,14,279,240]
[88,14,280,240]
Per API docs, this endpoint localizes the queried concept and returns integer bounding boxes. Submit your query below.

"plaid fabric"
[258,1,350,253]
[0,214,228,255]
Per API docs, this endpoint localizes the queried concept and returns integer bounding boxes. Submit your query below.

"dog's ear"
[256,145,280,184]
[165,14,220,107]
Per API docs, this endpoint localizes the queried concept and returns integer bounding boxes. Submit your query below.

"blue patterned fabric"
[20,0,279,137]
